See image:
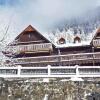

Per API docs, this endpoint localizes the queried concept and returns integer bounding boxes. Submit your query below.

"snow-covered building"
[2,25,100,67]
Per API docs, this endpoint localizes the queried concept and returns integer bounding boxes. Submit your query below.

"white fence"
[0,65,100,78]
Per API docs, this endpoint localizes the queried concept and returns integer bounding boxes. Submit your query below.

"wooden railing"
[0,66,100,77]
[93,39,100,47]
[12,52,100,65]
[6,43,53,54]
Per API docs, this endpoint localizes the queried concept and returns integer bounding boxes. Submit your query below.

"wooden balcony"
[12,52,100,66]
[6,43,53,54]
[93,39,100,47]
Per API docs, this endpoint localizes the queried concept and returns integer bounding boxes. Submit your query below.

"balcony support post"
[92,47,95,66]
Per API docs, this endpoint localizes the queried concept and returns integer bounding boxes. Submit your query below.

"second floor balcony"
[5,43,53,54]
[93,39,100,47]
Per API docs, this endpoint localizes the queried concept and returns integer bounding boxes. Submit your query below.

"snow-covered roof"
[53,28,98,48]
[55,41,90,48]
[5,25,99,49]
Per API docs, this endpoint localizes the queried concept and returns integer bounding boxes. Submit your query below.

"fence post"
[75,65,79,77]
[47,65,51,77]
[17,65,21,77]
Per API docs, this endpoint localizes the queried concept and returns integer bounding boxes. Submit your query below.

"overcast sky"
[0,0,100,42]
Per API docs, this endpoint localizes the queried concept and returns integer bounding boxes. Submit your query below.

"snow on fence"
[0,65,100,78]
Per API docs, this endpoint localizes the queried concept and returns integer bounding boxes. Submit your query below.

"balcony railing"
[6,43,53,54]
[93,39,100,47]
[12,52,100,65]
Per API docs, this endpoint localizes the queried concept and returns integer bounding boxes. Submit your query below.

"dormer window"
[58,37,66,44]
[28,33,31,38]
[74,36,81,43]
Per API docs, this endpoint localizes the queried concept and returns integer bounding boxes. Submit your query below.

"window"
[74,36,81,43]
[28,33,31,38]
[58,37,66,44]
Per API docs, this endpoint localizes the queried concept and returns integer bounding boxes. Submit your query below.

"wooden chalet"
[5,25,54,57]
[3,25,100,67]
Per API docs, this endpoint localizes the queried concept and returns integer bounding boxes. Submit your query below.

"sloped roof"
[23,25,36,32]
[92,27,100,40]
[90,27,100,44]
[15,25,53,44]
[74,36,81,39]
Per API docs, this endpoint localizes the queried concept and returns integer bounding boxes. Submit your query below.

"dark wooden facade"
[3,25,100,67]
[14,25,50,44]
